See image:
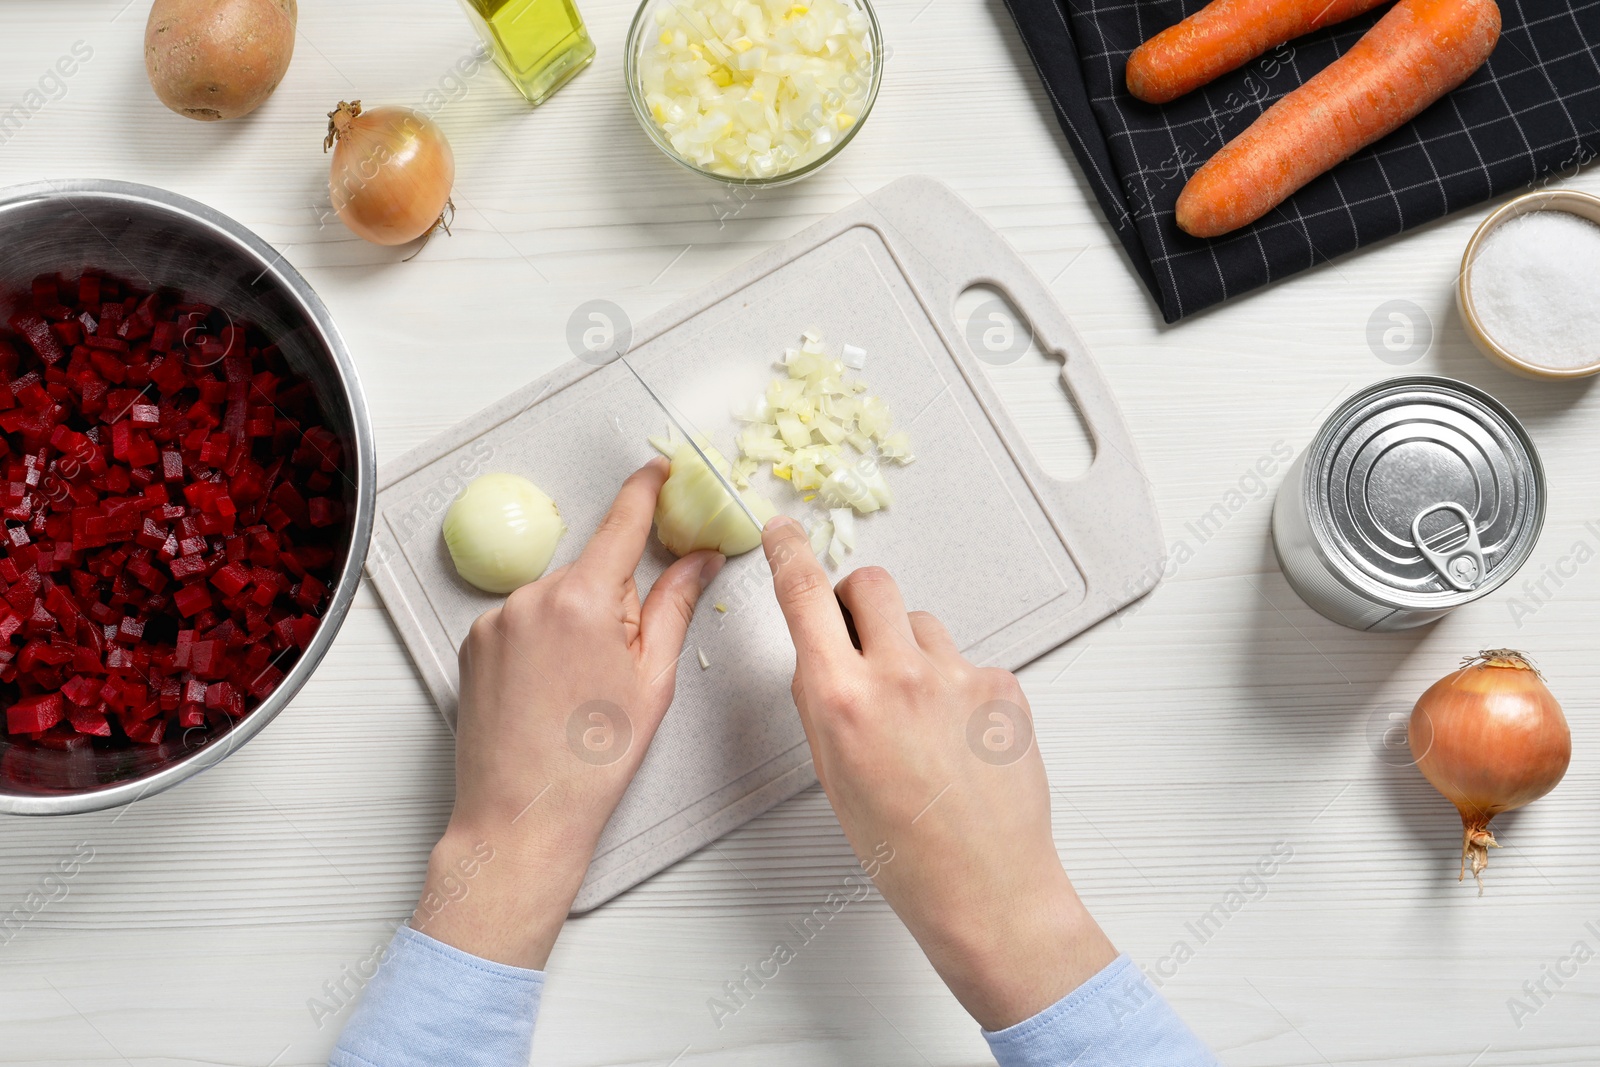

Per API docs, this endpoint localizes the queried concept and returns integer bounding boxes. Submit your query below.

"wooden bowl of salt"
[1458,189,1600,381]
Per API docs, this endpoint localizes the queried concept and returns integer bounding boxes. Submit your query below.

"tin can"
[1272,376,1545,631]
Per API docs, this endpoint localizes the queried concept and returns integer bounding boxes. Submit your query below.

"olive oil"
[460,0,595,106]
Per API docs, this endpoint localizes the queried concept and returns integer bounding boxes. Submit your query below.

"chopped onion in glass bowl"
[625,0,883,185]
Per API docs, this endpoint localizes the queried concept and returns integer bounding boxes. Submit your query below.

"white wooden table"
[3,2,1598,1064]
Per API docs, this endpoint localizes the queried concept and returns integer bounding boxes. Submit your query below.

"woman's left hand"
[415,458,724,969]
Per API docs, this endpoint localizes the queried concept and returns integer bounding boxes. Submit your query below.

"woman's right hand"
[761,516,1118,1031]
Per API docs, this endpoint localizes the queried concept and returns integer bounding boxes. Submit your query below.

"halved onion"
[443,473,565,594]
[651,432,777,557]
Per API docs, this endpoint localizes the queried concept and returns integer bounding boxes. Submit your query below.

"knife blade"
[619,355,766,535]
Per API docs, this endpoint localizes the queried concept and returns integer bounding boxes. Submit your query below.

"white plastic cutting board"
[368,177,1162,911]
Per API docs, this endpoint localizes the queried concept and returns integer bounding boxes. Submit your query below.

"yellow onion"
[654,438,776,557]
[443,474,565,594]
[325,100,455,246]
[1409,650,1571,890]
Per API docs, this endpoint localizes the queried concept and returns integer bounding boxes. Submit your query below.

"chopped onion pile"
[730,331,911,565]
[637,0,874,178]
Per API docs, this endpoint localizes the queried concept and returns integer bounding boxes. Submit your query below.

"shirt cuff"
[329,925,545,1067]
[983,955,1218,1067]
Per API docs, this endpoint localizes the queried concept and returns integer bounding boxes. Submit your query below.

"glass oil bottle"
[459,0,595,106]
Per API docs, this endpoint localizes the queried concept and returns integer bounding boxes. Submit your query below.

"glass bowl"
[624,0,883,187]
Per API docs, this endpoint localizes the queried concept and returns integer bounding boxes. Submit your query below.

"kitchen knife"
[619,355,766,535]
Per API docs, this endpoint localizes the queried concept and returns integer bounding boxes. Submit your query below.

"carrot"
[1175,0,1500,238]
[1126,0,1390,104]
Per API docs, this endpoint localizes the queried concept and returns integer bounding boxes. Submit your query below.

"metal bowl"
[0,179,375,816]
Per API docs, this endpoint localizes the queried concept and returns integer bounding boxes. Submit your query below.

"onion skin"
[1409,650,1570,890]
[145,0,297,121]
[325,101,455,247]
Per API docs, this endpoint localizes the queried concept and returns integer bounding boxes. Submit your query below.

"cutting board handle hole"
[955,284,1094,481]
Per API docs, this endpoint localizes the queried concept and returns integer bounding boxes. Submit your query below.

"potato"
[145,0,297,121]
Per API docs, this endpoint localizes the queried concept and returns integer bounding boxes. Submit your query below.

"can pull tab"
[1411,503,1485,592]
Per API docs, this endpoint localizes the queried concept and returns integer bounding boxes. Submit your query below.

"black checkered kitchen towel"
[999,0,1600,322]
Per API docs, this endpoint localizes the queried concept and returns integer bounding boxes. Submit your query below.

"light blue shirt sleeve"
[329,925,544,1067]
[331,933,1211,1067]
[984,955,1219,1067]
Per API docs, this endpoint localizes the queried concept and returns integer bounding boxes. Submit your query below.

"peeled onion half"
[443,473,565,594]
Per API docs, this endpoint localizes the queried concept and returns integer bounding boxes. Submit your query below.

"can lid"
[1306,376,1545,608]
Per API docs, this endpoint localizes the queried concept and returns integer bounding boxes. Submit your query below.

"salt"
[1468,209,1600,370]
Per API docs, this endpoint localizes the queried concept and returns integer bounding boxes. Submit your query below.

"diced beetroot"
[125,717,164,744]
[135,518,168,551]
[33,275,62,308]
[72,510,109,549]
[248,574,280,606]
[294,574,328,611]
[127,435,159,469]
[9,313,66,366]
[120,293,158,342]
[150,321,178,354]
[260,503,291,532]
[67,704,112,737]
[128,554,167,592]
[270,482,309,525]
[210,561,250,597]
[96,302,125,335]
[84,334,130,356]
[169,554,209,581]
[247,664,284,699]
[51,320,83,349]
[124,698,158,724]
[1,271,345,749]
[307,497,343,528]
[206,619,241,648]
[173,584,212,617]
[183,677,207,705]
[189,640,223,679]
[290,615,318,650]
[60,674,99,706]
[7,692,62,734]
[15,380,52,411]
[294,426,342,472]
[34,726,90,751]
[195,510,232,537]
